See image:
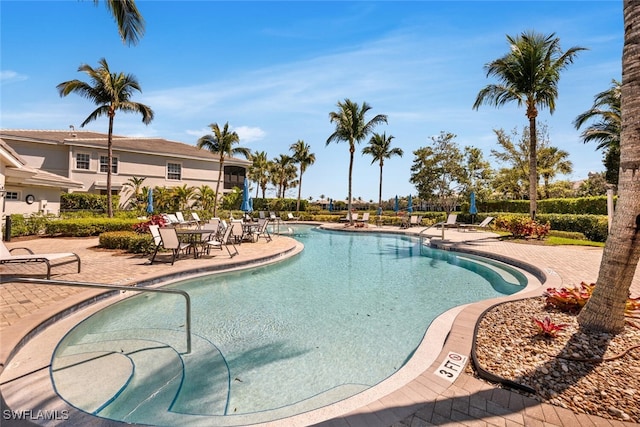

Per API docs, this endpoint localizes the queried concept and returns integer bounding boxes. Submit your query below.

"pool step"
[52,329,230,423]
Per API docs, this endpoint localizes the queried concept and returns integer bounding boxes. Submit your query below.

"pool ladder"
[5,277,192,354]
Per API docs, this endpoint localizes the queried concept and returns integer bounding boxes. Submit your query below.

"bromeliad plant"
[132,214,167,233]
[532,316,569,337]
[544,282,595,313]
[544,281,640,320]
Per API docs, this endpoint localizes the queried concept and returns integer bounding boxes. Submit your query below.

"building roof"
[1,138,84,189]
[0,129,252,166]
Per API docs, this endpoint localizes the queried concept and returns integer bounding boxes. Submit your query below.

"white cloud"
[0,70,28,84]
[232,126,266,144]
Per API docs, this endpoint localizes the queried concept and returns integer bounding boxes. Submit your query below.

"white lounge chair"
[0,241,81,279]
[459,216,494,232]
[437,214,458,229]
[287,212,299,221]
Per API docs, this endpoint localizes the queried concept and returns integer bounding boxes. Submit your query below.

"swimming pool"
[51,226,526,426]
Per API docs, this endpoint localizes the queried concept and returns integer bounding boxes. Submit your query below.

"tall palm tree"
[362,132,403,209]
[197,122,250,217]
[99,0,145,45]
[248,150,270,198]
[327,99,387,225]
[537,146,572,198]
[57,58,154,217]
[578,0,640,333]
[573,79,621,185]
[473,31,586,219]
[290,140,316,213]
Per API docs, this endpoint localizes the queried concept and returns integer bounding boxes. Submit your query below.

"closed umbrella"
[146,189,154,214]
[328,198,334,212]
[241,178,252,213]
[407,194,413,213]
[469,191,478,224]
[394,195,399,215]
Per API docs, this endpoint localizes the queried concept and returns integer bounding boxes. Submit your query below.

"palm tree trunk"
[296,168,303,213]
[528,115,538,219]
[348,142,355,225]
[107,114,115,218]
[578,0,640,333]
[378,161,384,208]
[214,155,224,217]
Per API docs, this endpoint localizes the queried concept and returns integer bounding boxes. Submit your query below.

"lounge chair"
[356,212,370,226]
[436,214,458,229]
[150,227,192,265]
[175,212,196,227]
[459,216,494,232]
[203,224,238,257]
[340,212,358,222]
[287,212,299,221]
[0,240,81,279]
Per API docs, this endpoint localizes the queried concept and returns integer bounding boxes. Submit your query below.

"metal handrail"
[7,278,192,354]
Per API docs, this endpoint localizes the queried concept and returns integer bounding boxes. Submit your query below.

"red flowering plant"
[543,282,595,313]
[133,214,167,234]
[532,316,569,338]
[544,282,640,321]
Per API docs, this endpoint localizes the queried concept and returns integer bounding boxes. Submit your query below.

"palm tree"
[197,122,250,217]
[172,184,196,211]
[270,154,296,198]
[57,58,154,217]
[362,132,403,209]
[327,99,387,225]
[573,79,621,185]
[537,146,573,198]
[578,0,640,333]
[194,185,216,212]
[473,31,586,219]
[98,0,145,45]
[290,140,316,213]
[122,175,146,209]
[248,150,270,199]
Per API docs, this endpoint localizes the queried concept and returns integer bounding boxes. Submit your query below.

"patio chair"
[287,212,299,221]
[150,227,192,265]
[459,216,494,232]
[230,219,246,244]
[408,215,420,227]
[175,212,196,227]
[340,212,358,222]
[436,214,458,229]
[0,240,81,279]
[356,212,370,227]
[190,212,204,228]
[254,218,272,242]
[203,224,238,257]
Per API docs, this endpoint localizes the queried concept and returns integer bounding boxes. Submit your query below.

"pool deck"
[1,223,638,427]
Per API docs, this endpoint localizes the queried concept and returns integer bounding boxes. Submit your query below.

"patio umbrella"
[394,195,399,214]
[328,198,334,212]
[407,194,413,213]
[146,189,154,214]
[241,178,252,212]
[469,191,478,223]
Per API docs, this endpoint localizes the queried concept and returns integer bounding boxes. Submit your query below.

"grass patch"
[545,236,605,247]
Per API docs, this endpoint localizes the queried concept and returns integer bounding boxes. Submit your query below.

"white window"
[6,191,19,200]
[167,162,182,180]
[100,155,118,174]
[76,153,90,170]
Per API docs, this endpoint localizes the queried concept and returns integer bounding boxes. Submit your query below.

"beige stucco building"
[0,129,250,235]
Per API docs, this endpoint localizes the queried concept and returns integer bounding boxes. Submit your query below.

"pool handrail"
[5,277,192,354]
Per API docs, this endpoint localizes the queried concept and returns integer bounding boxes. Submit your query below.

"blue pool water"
[51,226,526,426]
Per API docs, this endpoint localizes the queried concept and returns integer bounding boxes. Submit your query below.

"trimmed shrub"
[99,231,155,254]
[537,214,609,242]
[45,218,139,237]
[61,193,119,213]
[495,215,550,239]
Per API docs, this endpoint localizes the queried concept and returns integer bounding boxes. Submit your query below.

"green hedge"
[46,218,139,237]
[99,231,155,254]
[537,213,609,242]
[479,196,614,215]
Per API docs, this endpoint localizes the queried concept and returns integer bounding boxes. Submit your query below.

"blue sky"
[0,1,622,202]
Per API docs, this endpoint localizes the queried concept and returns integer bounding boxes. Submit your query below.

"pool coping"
[1,226,566,427]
